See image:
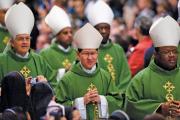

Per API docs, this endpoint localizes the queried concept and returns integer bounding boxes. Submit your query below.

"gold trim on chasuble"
[163,81,176,120]
[62,59,72,70]
[104,54,115,81]
[87,83,99,120]
[3,36,9,45]
[163,81,175,101]
[20,66,31,78]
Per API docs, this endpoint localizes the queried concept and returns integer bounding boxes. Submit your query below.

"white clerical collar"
[16,52,29,59]
[80,62,96,74]
[0,24,6,29]
[57,44,71,53]
[101,39,110,47]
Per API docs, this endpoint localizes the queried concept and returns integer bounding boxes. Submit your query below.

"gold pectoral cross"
[3,36,9,45]
[104,54,116,81]
[20,66,31,78]
[163,81,176,120]
[62,59,71,70]
[163,81,175,101]
[104,54,113,63]
[87,83,99,120]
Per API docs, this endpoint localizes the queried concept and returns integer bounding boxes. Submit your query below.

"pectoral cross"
[104,54,113,63]
[20,66,31,78]
[62,59,71,70]
[87,83,99,120]
[87,83,97,92]
[163,81,175,101]
[3,36,9,44]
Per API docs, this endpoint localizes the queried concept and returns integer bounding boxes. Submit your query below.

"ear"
[153,50,160,60]
[154,50,158,56]
[76,52,80,61]
[10,39,15,47]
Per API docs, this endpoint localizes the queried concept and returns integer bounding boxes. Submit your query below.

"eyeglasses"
[16,37,31,42]
[158,49,178,55]
[80,51,98,57]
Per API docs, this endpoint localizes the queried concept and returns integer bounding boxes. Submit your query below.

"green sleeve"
[105,77,124,113]
[0,53,6,86]
[0,60,2,86]
[0,29,10,53]
[178,45,180,65]
[55,77,74,106]
[125,73,161,120]
[33,54,58,89]
[42,58,57,89]
[115,45,131,93]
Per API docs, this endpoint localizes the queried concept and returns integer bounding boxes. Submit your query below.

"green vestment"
[125,60,180,120]
[40,43,76,70]
[98,42,131,93]
[0,48,57,87]
[0,26,10,53]
[178,45,180,64]
[55,62,123,120]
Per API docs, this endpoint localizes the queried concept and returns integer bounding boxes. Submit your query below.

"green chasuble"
[0,26,10,53]
[178,45,180,64]
[98,41,131,93]
[40,43,76,70]
[125,60,180,120]
[55,62,123,120]
[0,48,57,87]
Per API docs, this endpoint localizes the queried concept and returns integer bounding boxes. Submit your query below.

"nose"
[101,28,107,34]
[168,51,176,57]
[87,54,93,59]
[68,32,72,36]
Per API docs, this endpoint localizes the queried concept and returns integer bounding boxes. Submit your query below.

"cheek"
[159,55,168,61]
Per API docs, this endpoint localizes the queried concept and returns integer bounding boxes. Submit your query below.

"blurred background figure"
[128,15,153,77]
[110,17,130,54]
[70,0,88,30]
[36,34,50,53]
[0,0,14,53]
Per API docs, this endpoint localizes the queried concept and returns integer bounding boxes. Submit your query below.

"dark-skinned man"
[125,15,180,120]
[40,6,76,84]
[86,0,131,99]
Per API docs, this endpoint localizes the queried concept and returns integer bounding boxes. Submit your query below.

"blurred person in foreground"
[55,23,123,120]
[0,107,28,120]
[125,16,180,120]
[46,100,81,120]
[109,109,129,120]
[0,71,30,118]
[0,71,54,120]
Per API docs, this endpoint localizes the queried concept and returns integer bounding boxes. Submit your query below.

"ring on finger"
[169,110,172,115]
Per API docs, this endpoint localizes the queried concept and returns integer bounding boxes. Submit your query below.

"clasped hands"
[83,89,100,105]
[161,101,180,117]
